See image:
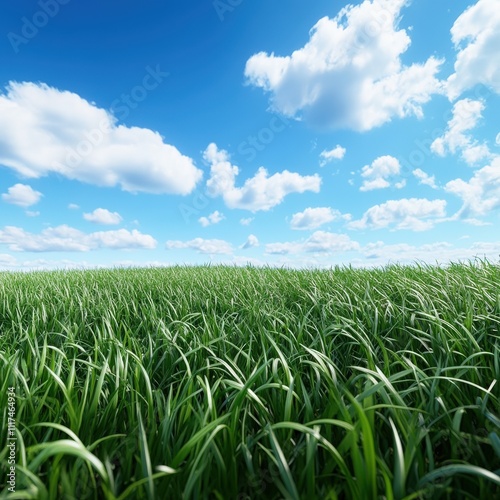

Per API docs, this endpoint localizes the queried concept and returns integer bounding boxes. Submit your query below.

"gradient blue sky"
[0,0,499,270]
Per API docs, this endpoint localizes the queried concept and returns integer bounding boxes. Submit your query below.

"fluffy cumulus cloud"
[445,156,500,218]
[446,0,500,100]
[290,207,348,230]
[359,155,403,191]
[0,225,157,252]
[204,143,321,211]
[320,145,346,166]
[412,169,437,189]
[349,198,447,231]
[2,184,43,207]
[199,210,225,227]
[244,0,442,131]
[242,234,259,249]
[266,231,359,255]
[0,82,202,194]
[431,99,491,165]
[166,237,233,255]
[83,208,122,225]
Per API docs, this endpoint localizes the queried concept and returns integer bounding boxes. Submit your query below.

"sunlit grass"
[1,261,499,498]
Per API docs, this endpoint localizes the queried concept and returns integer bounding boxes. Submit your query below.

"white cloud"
[26,211,40,217]
[266,231,359,255]
[445,156,500,218]
[166,237,233,255]
[461,144,492,165]
[361,178,390,191]
[2,183,42,207]
[240,217,254,226]
[496,133,500,145]
[92,230,156,250]
[290,207,344,230]
[68,203,80,210]
[0,225,157,252]
[349,198,447,231]
[413,168,437,189]
[361,240,452,262]
[83,208,122,225]
[431,99,491,165]
[360,156,402,191]
[242,234,259,249]
[0,82,202,194]
[198,210,225,227]
[358,240,500,266]
[320,145,346,166]
[204,143,321,211]
[245,0,442,131]
[463,218,492,227]
[0,254,17,267]
[446,0,500,99]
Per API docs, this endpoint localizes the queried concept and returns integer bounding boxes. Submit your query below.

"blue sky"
[0,0,499,270]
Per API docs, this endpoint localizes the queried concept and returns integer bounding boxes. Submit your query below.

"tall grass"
[1,261,499,498]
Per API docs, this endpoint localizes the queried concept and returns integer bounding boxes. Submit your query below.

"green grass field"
[1,262,499,499]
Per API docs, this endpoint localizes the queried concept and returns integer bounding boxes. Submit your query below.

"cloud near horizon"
[0,225,157,252]
[349,198,447,231]
[266,231,360,255]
